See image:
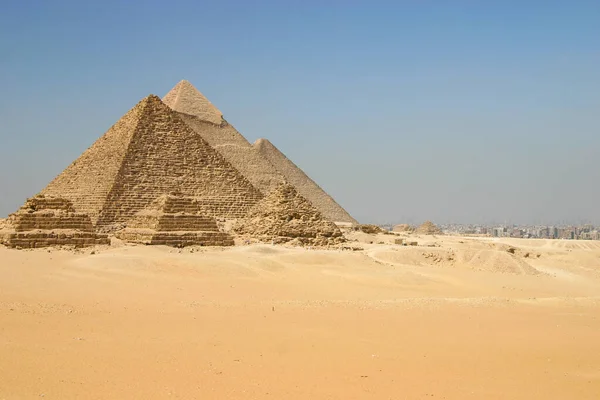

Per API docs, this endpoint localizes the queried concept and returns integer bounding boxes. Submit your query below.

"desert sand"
[1,234,600,399]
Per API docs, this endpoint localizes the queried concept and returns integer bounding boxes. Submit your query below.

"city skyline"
[380,222,600,241]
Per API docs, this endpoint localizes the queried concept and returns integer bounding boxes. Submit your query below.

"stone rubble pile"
[232,183,345,246]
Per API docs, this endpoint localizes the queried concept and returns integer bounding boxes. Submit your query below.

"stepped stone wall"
[0,196,109,248]
[253,138,357,224]
[39,95,263,227]
[232,183,345,247]
[116,195,234,247]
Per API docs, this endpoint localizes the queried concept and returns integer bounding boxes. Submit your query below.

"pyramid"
[415,221,442,235]
[162,80,224,125]
[0,195,109,248]
[253,139,357,224]
[163,80,286,194]
[232,183,345,246]
[39,95,263,227]
[116,194,234,247]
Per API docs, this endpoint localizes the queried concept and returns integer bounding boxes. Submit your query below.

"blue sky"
[1,1,599,224]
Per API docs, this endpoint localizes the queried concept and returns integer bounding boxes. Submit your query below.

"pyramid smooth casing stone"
[162,80,224,125]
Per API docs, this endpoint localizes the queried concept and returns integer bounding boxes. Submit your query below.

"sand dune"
[1,235,600,399]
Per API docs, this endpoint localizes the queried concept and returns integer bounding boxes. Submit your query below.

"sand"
[1,235,600,399]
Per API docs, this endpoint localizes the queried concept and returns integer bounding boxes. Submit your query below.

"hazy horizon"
[1,1,599,225]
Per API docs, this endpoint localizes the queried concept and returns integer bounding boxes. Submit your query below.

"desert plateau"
[1,232,599,399]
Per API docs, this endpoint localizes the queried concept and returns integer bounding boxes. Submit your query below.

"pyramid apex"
[142,94,163,103]
[131,94,163,108]
[253,138,275,148]
[163,80,223,125]
[123,94,165,115]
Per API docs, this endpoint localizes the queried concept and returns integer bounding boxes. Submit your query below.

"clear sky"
[1,1,598,225]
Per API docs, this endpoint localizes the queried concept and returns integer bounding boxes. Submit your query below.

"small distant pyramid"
[0,195,109,248]
[253,138,357,224]
[415,221,442,235]
[232,183,345,246]
[39,95,263,226]
[163,81,286,194]
[162,80,224,125]
[116,194,234,247]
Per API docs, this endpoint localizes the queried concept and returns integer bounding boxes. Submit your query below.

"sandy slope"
[1,235,599,399]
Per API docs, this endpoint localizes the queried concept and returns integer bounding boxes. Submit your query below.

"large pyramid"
[163,80,286,194]
[253,139,357,224]
[40,95,263,226]
[232,183,345,246]
[164,80,357,224]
